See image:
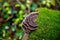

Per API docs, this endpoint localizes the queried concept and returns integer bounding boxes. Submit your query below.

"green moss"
[29,8,60,40]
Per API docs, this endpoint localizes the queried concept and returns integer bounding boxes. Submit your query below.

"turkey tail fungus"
[22,12,38,40]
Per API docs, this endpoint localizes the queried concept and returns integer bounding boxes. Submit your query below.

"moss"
[29,8,60,40]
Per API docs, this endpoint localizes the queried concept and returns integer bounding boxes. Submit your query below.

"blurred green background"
[0,0,60,40]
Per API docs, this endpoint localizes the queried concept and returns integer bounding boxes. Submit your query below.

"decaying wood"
[22,32,29,40]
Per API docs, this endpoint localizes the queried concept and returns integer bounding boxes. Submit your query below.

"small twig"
[16,0,22,4]
[4,15,13,22]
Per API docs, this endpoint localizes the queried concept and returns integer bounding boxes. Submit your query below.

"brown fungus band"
[22,12,38,33]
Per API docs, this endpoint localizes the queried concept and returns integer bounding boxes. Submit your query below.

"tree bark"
[22,32,29,40]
